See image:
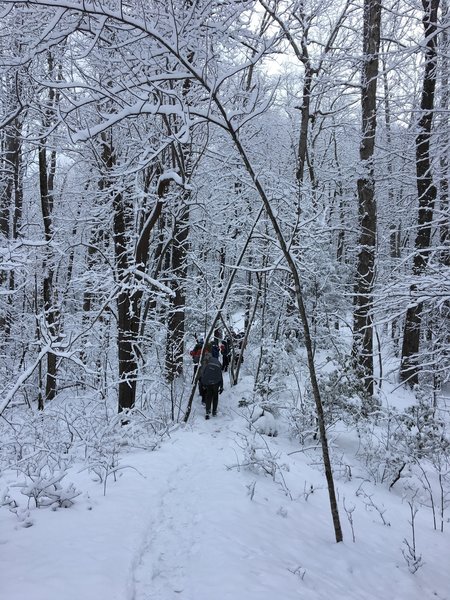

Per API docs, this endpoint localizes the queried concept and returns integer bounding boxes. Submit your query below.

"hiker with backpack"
[199,352,223,419]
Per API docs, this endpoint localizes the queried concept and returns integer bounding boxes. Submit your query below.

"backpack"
[201,358,223,386]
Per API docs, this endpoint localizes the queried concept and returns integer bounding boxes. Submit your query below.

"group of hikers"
[189,331,245,420]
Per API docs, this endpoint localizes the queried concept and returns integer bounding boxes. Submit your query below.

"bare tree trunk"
[97,140,160,413]
[38,139,58,403]
[333,133,346,290]
[95,133,139,413]
[165,196,189,381]
[382,47,402,266]
[439,0,450,266]
[400,0,440,385]
[38,54,61,404]
[296,67,314,191]
[113,184,139,413]
[164,39,194,382]
[115,168,169,412]
[0,75,24,337]
[352,0,381,400]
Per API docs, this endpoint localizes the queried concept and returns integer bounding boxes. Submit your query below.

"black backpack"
[202,360,222,385]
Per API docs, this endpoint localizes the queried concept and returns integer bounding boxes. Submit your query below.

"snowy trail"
[128,404,335,600]
[128,399,305,600]
[2,386,450,600]
[129,412,247,600]
[128,400,450,600]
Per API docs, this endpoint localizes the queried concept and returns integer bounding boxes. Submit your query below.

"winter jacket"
[190,343,203,364]
[200,357,223,388]
[220,338,231,356]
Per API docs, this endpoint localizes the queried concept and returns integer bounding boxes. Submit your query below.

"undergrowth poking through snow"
[0,361,449,600]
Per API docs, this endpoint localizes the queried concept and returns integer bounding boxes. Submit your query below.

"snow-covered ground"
[1,372,449,600]
[0,379,450,600]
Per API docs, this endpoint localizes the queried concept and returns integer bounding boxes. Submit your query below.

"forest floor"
[1,374,449,600]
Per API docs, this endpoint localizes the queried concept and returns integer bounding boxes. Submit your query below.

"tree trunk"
[439,0,450,266]
[0,76,24,337]
[113,186,139,413]
[352,0,382,399]
[38,64,59,404]
[114,166,168,412]
[164,39,194,383]
[165,197,189,381]
[400,0,440,385]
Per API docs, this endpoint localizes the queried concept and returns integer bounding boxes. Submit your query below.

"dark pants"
[204,383,219,414]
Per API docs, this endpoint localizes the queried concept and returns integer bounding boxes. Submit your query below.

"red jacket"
[190,344,202,364]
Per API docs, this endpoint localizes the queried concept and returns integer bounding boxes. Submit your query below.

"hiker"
[198,351,209,405]
[190,338,207,402]
[220,337,231,372]
[232,330,245,366]
[190,338,203,382]
[200,353,223,419]
[211,341,220,359]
